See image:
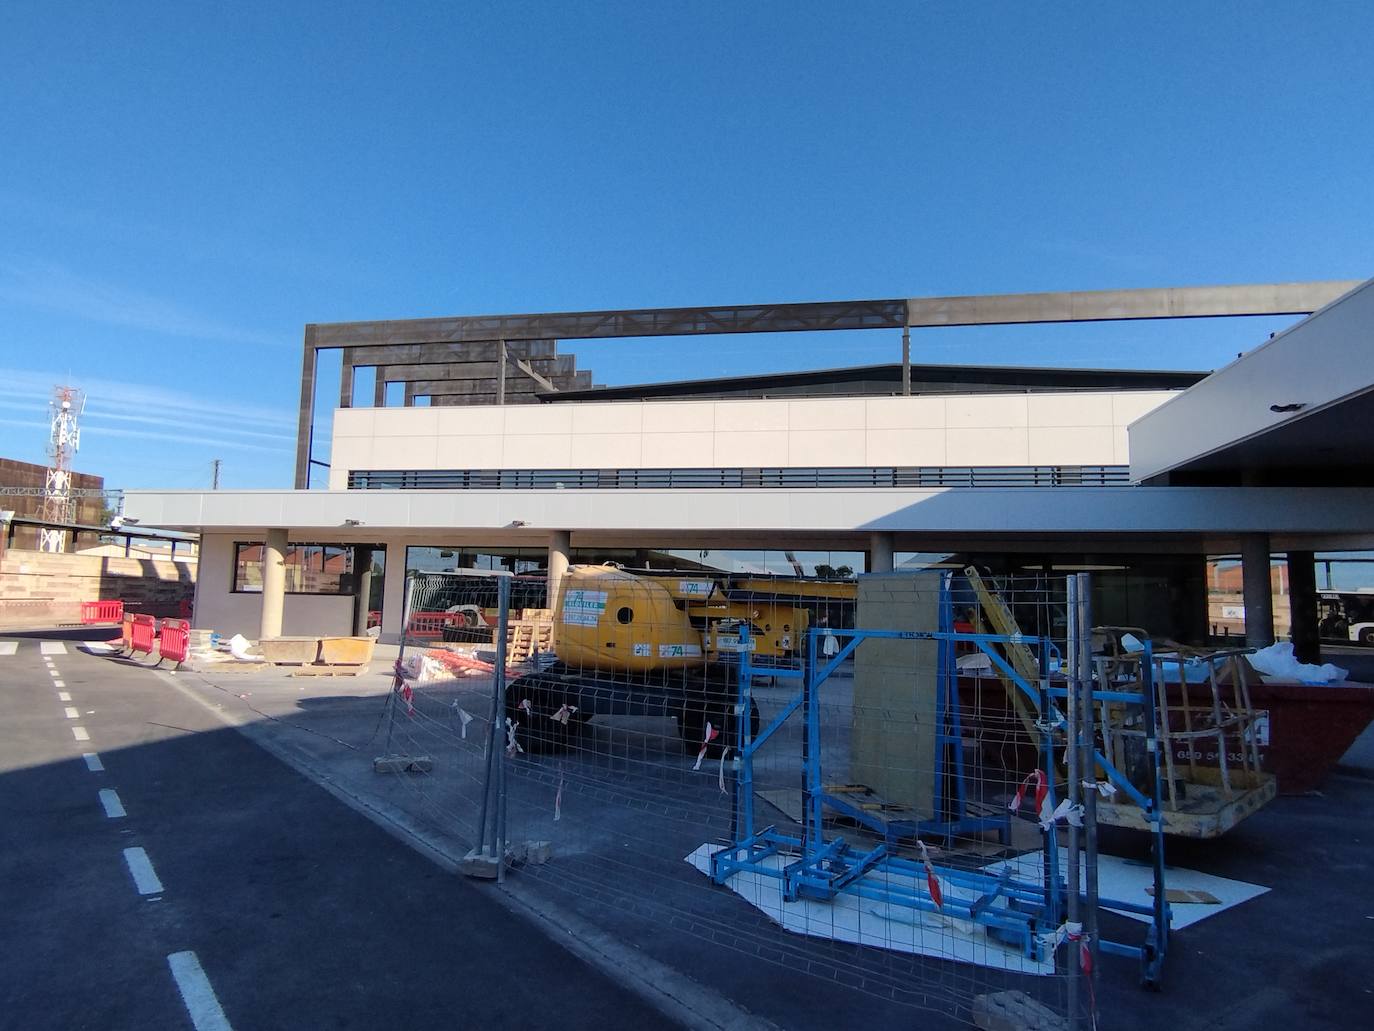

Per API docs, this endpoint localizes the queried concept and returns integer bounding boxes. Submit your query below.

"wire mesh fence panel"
[378,570,522,857]
[385,564,1115,1028]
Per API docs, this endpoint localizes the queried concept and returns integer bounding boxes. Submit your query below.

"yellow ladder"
[963,566,1043,742]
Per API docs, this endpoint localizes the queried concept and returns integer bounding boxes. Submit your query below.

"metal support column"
[1241,534,1275,649]
[901,325,911,396]
[352,545,373,637]
[1287,549,1319,664]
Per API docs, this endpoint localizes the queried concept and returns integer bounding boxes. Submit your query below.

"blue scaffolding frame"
[707,573,1172,985]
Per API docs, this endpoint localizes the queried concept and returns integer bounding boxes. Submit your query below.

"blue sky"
[1,1,1370,489]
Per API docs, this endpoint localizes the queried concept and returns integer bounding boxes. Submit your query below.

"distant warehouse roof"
[538,362,1207,403]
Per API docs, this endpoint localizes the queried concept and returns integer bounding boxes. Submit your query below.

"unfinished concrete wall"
[0,549,195,628]
[849,573,943,818]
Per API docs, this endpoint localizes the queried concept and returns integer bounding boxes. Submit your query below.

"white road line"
[82,752,104,772]
[71,726,90,742]
[0,641,18,656]
[123,847,165,895]
[48,669,60,678]
[167,952,233,1031]
[54,680,66,688]
[64,706,80,719]
[44,657,54,666]
[41,642,67,655]
[58,691,72,702]
[99,788,127,818]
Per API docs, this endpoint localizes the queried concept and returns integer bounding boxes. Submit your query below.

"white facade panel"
[329,391,1175,477]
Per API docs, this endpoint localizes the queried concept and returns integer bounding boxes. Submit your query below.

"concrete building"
[122,278,1374,655]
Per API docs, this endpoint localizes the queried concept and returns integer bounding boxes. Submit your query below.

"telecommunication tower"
[38,385,86,553]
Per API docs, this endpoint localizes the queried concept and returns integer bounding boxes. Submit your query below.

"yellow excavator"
[505,564,853,753]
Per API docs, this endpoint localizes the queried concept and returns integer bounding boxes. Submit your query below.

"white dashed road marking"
[40,642,67,655]
[167,952,233,1031]
[58,691,72,702]
[54,680,65,688]
[82,752,104,772]
[48,669,60,678]
[0,641,17,656]
[64,707,80,719]
[71,726,90,742]
[123,847,165,896]
[99,789,126,818]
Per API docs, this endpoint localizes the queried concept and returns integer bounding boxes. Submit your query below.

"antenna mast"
[39,385,85,553]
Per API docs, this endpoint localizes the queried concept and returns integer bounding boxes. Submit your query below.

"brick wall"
[0,549,196,628]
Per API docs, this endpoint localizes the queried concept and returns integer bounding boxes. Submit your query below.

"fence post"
[493,573,511,883]
[1077,574,1101,996]
[1065,576,1082,1030]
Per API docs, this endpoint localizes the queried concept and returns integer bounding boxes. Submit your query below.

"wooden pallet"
[506,619,554,666]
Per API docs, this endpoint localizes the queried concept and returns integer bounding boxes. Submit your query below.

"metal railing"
[348,465,1130,491]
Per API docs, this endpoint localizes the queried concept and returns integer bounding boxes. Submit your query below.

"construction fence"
[378,565,1198,1029]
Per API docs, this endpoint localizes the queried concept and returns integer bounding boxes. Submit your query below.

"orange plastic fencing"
[81,600,125,624]
[129,613,157,656]
[158,618,190,667]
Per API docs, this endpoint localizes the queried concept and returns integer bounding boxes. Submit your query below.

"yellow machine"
[507,564,851,753]
[554,564,811,672]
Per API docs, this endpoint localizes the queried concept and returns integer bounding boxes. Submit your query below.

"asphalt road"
[0,633,672,1031]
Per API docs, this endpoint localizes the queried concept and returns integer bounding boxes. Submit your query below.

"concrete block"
[372,754,434,774]
[972,990,1067,1031]
[459,848,501,879]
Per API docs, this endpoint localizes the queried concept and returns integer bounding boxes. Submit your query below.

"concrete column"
[547,530,570,608]
[260,528,288,640]
[868,532,895,574]
[380,542,408,643]
[1287,549,1319,664]
[1240,534,1275,649]
[352,545,374,637]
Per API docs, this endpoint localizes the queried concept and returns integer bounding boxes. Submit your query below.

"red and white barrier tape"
[1009,769,1048,814]
[916,840,943,909]
[693,721,719,772]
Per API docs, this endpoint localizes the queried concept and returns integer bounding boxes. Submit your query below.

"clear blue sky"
[1,1,1370,489]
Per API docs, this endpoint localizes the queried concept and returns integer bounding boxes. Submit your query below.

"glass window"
[232,542,355,594]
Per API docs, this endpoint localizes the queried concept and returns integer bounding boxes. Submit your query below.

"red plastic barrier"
[121,614,136,653]
[81,600,125,625]
[367,609,382,629]
[406,611,457,640]
[129,614,157,657]
[158,617,190,667]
